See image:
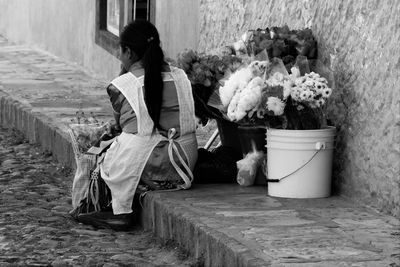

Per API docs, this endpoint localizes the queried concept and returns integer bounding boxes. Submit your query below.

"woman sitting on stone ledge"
[73,20,198,230]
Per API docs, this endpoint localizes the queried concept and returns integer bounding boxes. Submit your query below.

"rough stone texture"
[199,0,400,218]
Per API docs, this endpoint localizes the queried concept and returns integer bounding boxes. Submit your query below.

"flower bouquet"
[68,111,112,154]
[230,25,317,72]
[176,25,318,126]
[176,50,244,124]
[218,54,333,130]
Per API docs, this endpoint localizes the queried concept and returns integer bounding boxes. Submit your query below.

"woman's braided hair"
[120,20,165,130]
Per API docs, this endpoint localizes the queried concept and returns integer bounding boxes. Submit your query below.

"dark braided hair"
[119,20,165,130]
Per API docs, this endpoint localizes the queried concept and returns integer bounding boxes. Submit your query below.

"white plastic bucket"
[266,126,336,198]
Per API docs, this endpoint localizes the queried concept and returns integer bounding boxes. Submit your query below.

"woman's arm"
[107,84,124,130]
[106,83,138,135]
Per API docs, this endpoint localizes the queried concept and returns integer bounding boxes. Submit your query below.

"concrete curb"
[142,192,271,266]
[0,91,75,168]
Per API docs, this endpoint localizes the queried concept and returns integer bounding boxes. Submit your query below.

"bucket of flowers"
[176,25,319,154]
[218,53,336,197]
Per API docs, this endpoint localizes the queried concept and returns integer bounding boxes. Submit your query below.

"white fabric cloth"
[100,67,198,214]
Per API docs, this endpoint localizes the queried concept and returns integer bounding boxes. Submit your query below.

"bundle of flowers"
[176,26,318,125]
[279,69,332,130]
[176,50,244,124]
[219,60,268,120]
[177,50,243,88]
[230,25,317,72]
[219,56,333,130]
[68,111,111,154]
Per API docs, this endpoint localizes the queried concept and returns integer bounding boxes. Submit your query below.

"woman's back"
[108,64,183,137]
[137,70,181,136]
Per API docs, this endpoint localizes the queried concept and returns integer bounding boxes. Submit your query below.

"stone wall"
[199,0,400,217]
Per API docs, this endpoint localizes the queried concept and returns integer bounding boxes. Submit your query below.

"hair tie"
[147,37,154,43]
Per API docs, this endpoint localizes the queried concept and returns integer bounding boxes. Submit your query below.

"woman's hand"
[110,123,122,136]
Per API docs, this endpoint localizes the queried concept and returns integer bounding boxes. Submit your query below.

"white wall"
[0,0,120,81]
[0,0,200,81]
[155,0,199,59]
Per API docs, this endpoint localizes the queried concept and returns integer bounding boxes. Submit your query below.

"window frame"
[95,0,154,57]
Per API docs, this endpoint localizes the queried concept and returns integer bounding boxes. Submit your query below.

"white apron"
[100,67,198,214]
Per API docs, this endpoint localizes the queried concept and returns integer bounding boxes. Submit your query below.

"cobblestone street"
[0,126,197,267]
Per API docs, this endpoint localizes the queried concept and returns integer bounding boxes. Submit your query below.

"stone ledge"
[141,185,400,267]
[0,91,75,168]
[142,191,271,266]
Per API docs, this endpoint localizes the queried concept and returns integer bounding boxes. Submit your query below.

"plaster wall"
[0,0,199,81]
[0,0,120,81]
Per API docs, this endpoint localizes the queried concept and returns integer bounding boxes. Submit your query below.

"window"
[106,0,120,36]
[133,0,151,21]
[96,0,153,57]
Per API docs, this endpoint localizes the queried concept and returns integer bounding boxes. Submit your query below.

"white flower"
[266,97,285,116]
[308,102,318,109]
[227,77,264,121]
[304,79,314,87]
[290,67,301,78]
[322,88,332,98]
[315,98,326,107]
[241,31,253,43]
[273,72,285,82]
[307,90,315,100]
[283,80,294,99]
[300,91,308,101]
[227,88,243,120]
[314,82,326,92]
[266,72,287,87]
[233,40,246,52]
[219,67,253,107]
[316,77,328,83]
[249,60,269,76]
[291,87,301,101]
[295,77,306,86]
[248,76,265,88]
[313,93,323,101]
[306,72,320,79]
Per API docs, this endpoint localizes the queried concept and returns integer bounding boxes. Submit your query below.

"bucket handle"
[266,142,325,183]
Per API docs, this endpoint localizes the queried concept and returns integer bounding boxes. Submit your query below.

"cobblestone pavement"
[0,126,198,267]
